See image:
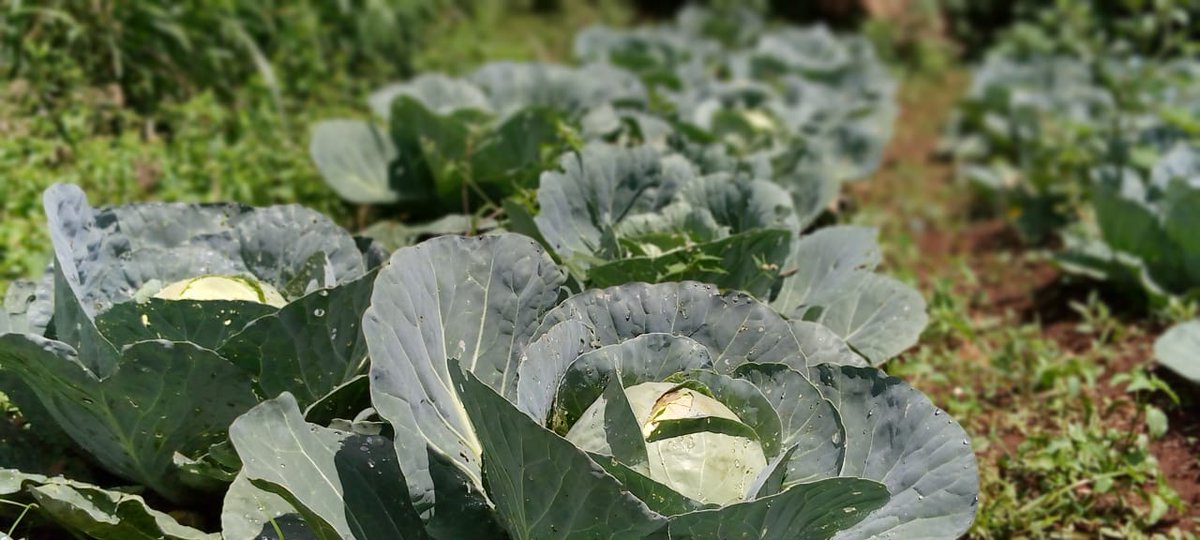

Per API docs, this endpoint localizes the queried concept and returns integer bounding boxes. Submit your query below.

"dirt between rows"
[858,71,1199,531]
[928,218,1200,531]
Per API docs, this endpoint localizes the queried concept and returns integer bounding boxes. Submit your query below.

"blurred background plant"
[1,0,450,113]
[941,0,1198,59]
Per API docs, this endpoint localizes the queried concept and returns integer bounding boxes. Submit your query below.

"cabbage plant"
[574,22,721,91]
[946,53,1115,172]
[223,233,978,539]
[533,143,799,298]
[661,80,848,222]
[1061,145,1200,385]
[576,8,897,186]
[725,24,898,181]
[310,63,646,210]
[943,53,1117,240]
[1058,145,1200,304]
[0,184,385,510]
[533,143,928,365]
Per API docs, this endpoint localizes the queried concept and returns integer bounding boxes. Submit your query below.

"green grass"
[0,1,445,113]
[890,265,1185,536]
[413,0,631,73]
[0,80,356,290]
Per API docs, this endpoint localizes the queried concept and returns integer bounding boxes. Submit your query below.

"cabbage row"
[311,8,906,355]
[0,9,980,540]
[944,50,1200,384]
[312,7,896,247]
[0,185,977,539]
[945,54,1199,239]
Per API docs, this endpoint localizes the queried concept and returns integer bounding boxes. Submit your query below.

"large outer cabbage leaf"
[451,363,667,539]
[1,469,214,540]
[363,234,565,534]
[817,365,980,539]
[534,280,865,375]
[220,473,313,540]
[659,477,889,540]
[773,226,928,364]
[310,120,404,205]
[1154,320,1200,384]
[229,393,428,539]
[0,334,259,503]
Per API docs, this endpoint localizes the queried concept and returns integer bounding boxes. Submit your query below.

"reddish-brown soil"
[1157,411,1200,522]
[861,70,1200,531]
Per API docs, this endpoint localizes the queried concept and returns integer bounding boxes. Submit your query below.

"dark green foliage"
[942,0,1199,58]
[0,0,456,112]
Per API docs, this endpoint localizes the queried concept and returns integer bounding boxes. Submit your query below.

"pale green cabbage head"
[567,381,767,504]
[153,274,288,307]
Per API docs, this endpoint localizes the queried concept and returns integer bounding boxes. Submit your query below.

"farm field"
[0,1,1197,538]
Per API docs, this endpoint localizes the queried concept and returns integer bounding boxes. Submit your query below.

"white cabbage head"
[566,381,767,504]
[153,275,287,307]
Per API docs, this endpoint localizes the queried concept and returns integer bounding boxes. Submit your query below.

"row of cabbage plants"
[311,7,895,245]
[943,47,1200,384]
[0,8,980,540]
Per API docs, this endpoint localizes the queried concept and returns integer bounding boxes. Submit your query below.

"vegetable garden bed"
[1,1,1197,538]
